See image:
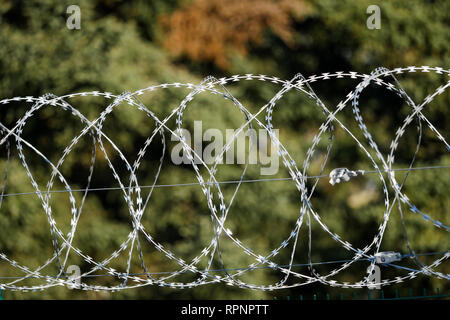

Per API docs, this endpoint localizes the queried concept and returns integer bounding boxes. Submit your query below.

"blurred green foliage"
[0,0,448,299]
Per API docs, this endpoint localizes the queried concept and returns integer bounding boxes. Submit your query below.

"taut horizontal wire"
[0,251,446,280]
[0,164,448,198]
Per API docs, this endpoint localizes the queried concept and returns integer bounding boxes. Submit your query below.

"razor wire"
[0,66,448,292]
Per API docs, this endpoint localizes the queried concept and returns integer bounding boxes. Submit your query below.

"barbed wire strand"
[0,164,447,198]
[0,66,449,292]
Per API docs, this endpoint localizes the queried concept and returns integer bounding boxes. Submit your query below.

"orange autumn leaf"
[159,0,311,69]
